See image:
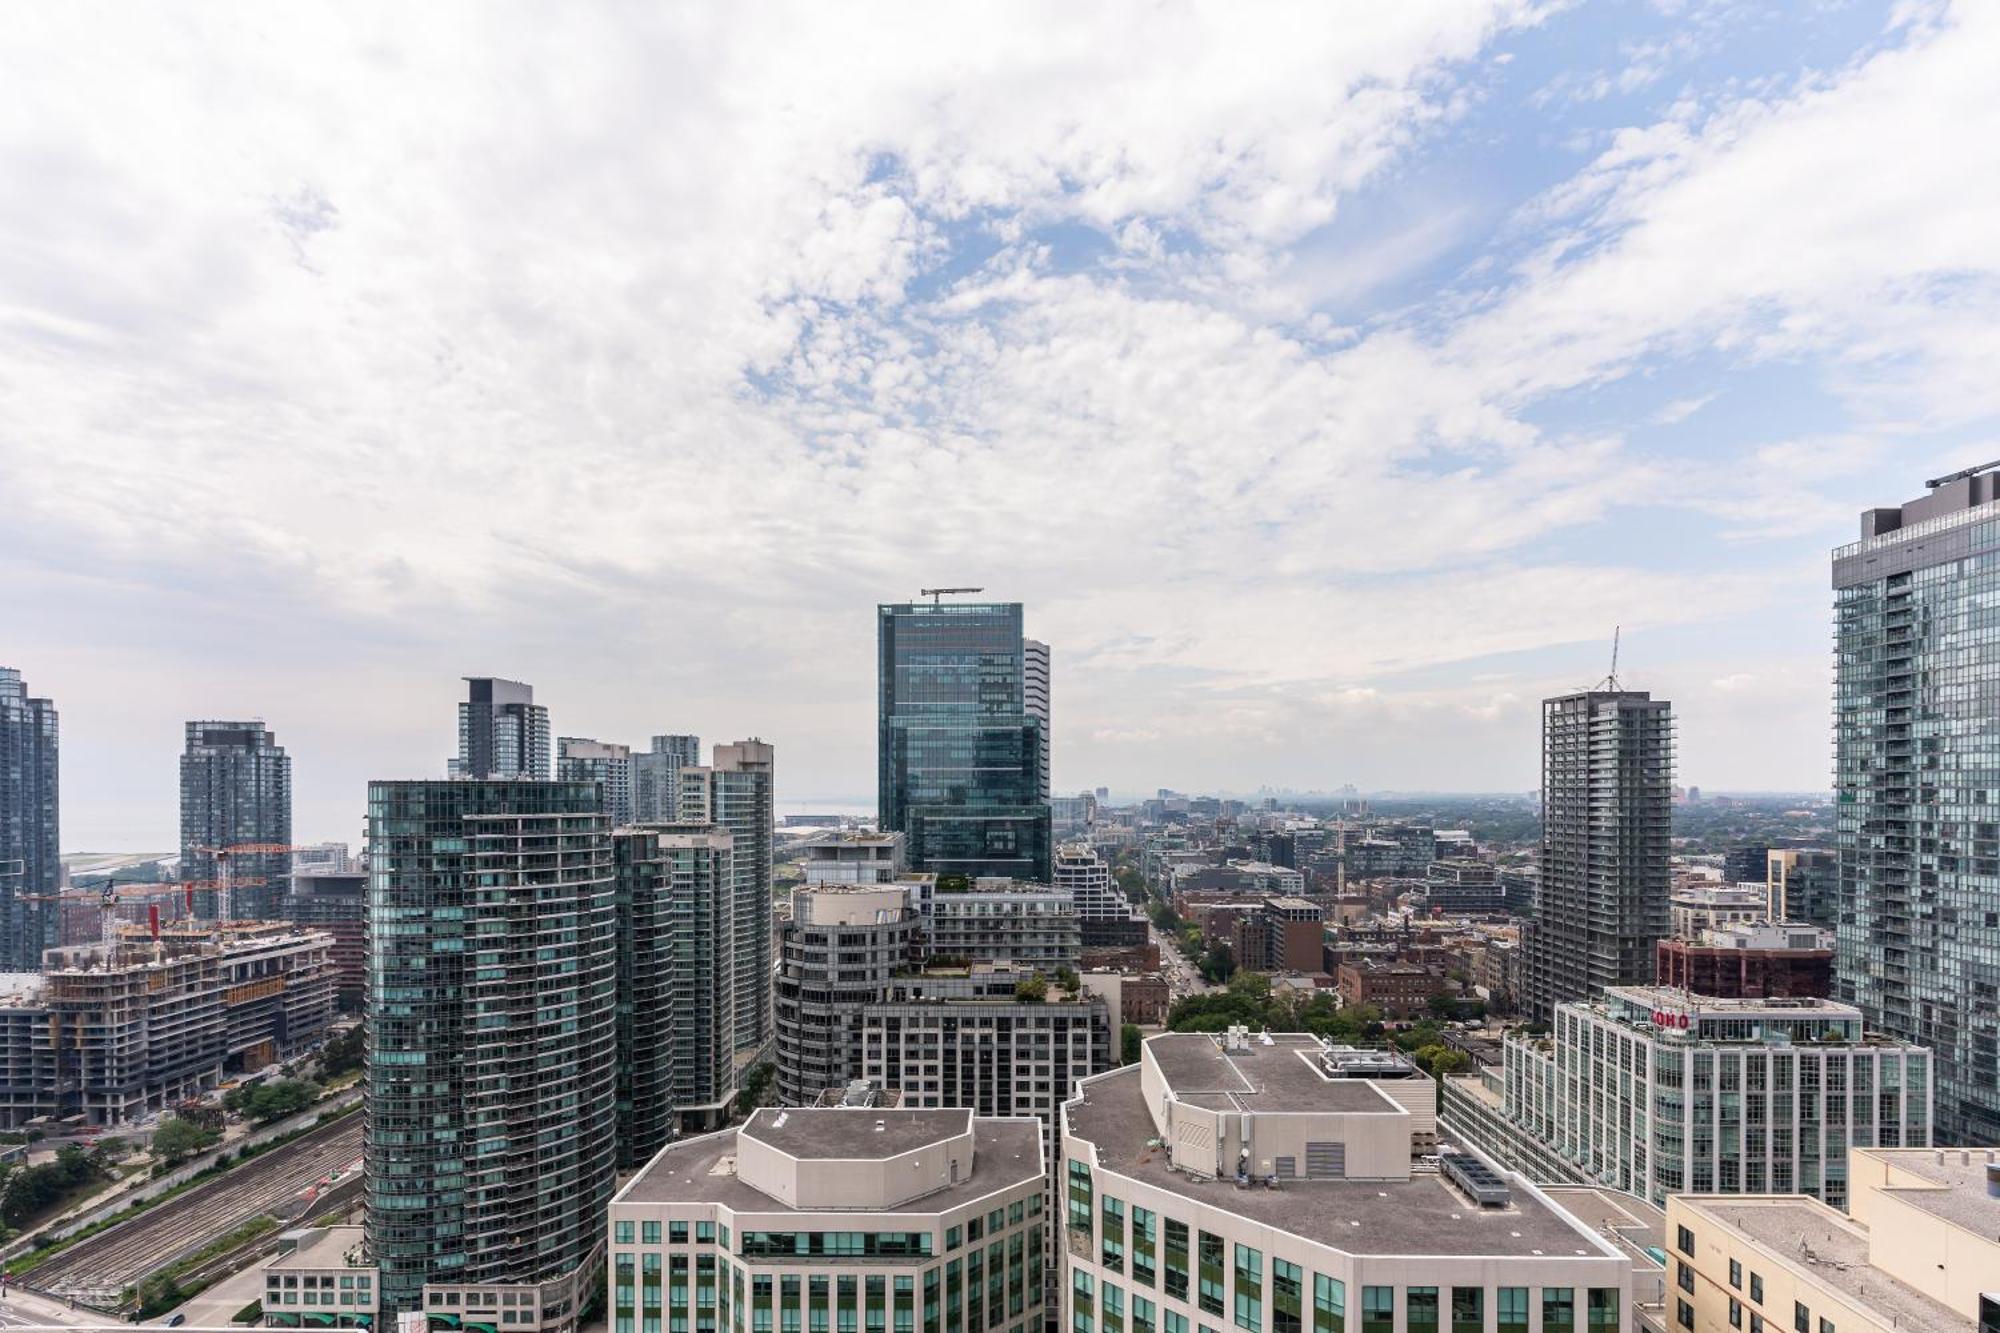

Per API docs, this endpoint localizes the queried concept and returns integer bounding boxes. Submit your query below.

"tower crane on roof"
[918,586,985,606]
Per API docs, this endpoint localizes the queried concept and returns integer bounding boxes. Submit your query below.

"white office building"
[1054,844,1134,922]
[1457,988,1932,1210]
[608,1106,1048,1333]
[1064,1032,1640,1333]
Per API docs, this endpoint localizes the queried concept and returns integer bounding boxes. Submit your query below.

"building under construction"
[0,922,335,1127]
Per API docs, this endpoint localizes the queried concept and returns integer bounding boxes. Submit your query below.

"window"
[1542,1290,1574,1333]
[1068,1160,1094,1229]
[1795,1304,1810,1333]
[672,1222,690,1245]
[1313,1278,1344,1333]
[1677,1263,1694,1296]
[1103,1199,1126,1274]
[1272,1263,1302,1333]
[618,1222,636,1244]
[1676,1225,1694,1256]
[1751,1318,1765,1333]
[1729,1302,1742,1330]
[1198,1233,1225,1317]
[1497,1291,1528,1333]
[1133,1208,1157,1289]
[1360,1290,1392,1333]
[1135,1297,1157,1333]
[1729,1261,1742,1291]
[1452,1290,1482,1333]
[948,1228,963,1252]
[1407,1289,1438,1333]
[1105,1284,1126,1333]
[1818,1322,1834,1333]
[1233,1246,1263,1333]
[1164,1220,1190,1302]
[1751,1276,1764,1305]
[1678,1302,1694,1331]
[1587,1292,1617,1333]
[1167,1315,1189,1333]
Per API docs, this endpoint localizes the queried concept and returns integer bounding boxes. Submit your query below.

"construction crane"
[918,586,985,606]
[195,843,309,920]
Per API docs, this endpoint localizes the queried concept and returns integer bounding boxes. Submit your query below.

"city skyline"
[7,4,1999,848]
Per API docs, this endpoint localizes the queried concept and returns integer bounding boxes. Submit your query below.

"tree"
[732,1062,776,1117]
[1015,976,1048,1003]
[136,1273,185,1318]
[1227,971,1271,1002]
[1053,966,1080,994]
[1426,991,1458,1021]
[1198,947,1235,985]
[320,1025,365,1079]
[1411,1044,1470,1079]
[1120,1023,1142,1066]
[228,1079,318,1124]
[150,1117,217,1168]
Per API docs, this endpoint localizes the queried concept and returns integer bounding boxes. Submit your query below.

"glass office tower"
[180,720,291,920]
[0,668,58,970]
[878,599,1051,881]
[1834,466,2000,1144]
[365,780,617,1328]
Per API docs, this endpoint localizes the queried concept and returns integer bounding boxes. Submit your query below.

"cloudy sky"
[4,1,1997,849]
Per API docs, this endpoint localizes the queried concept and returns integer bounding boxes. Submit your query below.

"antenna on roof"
[919,586,984,606]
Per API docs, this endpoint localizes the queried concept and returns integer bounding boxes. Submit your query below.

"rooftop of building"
[269,1226,370,1271]
[41,924,334,975]
[1668,882,1769,903]
[1538,1189,1667,1332]
[1263,896,1320,912]
[1599,986,1859,1017]
[1678,1197,1964,1333]
[1146,1032,1411,1114]
[744,1107,970,1160]
[1864,1146,2000,1240]
[0,972,44,1007]
[616,1113,1043,1211]
[1067,1064,1617,1259]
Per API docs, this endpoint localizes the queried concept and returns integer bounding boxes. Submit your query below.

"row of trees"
[1164,972,1471,1078]
[0,1142,115,1230]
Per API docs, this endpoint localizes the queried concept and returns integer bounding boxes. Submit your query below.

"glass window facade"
[877,602,1050,881]
[1835,499,2000,1142]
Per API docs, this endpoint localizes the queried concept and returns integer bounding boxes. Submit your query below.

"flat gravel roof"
[1067,1067,1615,1260]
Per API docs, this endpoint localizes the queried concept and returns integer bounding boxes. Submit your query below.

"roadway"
[1149,919,1212,1002]
[27,1113,362,1309]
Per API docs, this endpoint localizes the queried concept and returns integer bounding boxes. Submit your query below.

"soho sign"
[1651,1010,1692,1030]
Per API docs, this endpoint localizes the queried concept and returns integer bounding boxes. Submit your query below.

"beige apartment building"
[608,1106,1048,1333]
[1665,1146,1999,1333]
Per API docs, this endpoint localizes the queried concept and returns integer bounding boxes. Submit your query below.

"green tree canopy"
[150,1116,217,1167]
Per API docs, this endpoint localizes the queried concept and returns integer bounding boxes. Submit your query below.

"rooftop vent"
[1440,1151,1512,1208]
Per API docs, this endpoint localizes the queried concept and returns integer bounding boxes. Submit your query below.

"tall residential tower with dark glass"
[364,779,617,1329]
[878,598,1051,881]
[0,668,58,970]
[1834,465,2000,1144]
[1520,688,1673,1023]
[180,720,291,920]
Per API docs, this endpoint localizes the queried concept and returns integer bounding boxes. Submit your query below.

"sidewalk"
[0,1282,100,1325]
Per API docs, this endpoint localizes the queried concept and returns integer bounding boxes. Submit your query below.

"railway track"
[30,1113,363,1305]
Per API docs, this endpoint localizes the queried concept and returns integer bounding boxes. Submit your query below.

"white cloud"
[0,1,1991,841]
